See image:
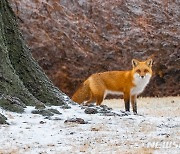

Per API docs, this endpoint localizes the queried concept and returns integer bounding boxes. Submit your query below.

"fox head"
[132,58,153,79]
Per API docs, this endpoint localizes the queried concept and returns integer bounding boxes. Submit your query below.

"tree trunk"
[0,0,71,114]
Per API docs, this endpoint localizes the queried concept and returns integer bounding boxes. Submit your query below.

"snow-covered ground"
[0,97,179,154]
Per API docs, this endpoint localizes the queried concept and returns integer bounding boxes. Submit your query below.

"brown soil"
[10,0,180,97]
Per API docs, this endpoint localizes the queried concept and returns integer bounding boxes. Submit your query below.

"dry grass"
[115,148,155,154]
[0,149,19,154]
[0,97,179,154]
[103,96,180,117]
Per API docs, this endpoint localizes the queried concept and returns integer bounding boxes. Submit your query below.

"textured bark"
[0,0,69,114]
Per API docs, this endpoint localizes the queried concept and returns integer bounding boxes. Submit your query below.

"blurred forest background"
[9,0,180,97]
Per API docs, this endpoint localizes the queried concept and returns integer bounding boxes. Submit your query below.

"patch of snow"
[0,97,180,153]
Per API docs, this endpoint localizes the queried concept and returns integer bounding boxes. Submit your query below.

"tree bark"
[0,0,71,113]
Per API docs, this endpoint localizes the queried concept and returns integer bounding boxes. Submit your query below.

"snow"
[0,97,180,154]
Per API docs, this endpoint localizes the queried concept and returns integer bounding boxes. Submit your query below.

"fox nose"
[141,75,145,78]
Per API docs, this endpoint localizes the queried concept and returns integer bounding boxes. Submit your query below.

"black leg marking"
[125,99,130,112]
[133,101,137,114]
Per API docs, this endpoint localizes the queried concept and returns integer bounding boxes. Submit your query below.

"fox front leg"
[131,95,137,115]
[124,93,130,112]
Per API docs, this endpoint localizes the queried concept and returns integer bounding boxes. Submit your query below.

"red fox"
[72,58,153,114]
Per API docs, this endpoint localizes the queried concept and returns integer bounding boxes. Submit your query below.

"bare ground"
[103,97,180,117]
[0,97,179,154]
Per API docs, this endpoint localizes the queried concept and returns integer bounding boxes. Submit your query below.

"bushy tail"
[72,80,90,104]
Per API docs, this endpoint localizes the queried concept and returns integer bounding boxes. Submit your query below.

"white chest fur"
[131,73,151,95]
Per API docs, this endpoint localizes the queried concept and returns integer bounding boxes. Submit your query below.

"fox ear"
[132,59,139,68]
[146,59,153,67]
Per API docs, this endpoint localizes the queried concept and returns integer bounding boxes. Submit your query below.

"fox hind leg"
[89,81,105,106]
[124,93,130,112]
[96,94,104,106]
[85,92,95,105]
[93,91,104,106]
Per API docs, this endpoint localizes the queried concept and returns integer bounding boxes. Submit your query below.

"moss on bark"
[0,0,71,116]
[0,95,25,113]
[0,113,8,124]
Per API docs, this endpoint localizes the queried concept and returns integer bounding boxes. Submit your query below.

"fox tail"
[72,80,91,104]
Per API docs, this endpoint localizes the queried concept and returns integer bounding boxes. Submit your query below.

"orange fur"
[72,59,153,114]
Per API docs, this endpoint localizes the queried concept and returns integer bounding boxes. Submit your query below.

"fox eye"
[144,69,148,73]
[136,69,141,73]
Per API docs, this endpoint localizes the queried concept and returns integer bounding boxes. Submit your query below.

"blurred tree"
[0,0,69,114]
